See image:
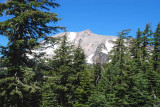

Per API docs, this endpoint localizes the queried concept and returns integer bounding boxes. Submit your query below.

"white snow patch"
[53,44,59,50]
[42,44,59,55]
[105,40,114,52]
[31,50,40,54]
[67,32,76,42]
[44,60,48,63]
[75,39,79,44]
[30,44,59,57]
[87,54,94,64]
[43,43,52,48]
[27,43,60,59]
[44,48,55,55]
[26,54,34,59]
[101,49,108,54]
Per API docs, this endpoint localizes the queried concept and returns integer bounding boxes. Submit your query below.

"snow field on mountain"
[67,32,77,42]
[87,54,94,64]
[105,40,114,53]
[101,49,108,54]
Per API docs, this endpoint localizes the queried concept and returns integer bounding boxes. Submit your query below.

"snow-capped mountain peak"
[29,30,118,64]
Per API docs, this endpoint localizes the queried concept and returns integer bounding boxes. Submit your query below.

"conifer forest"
[0,0,160,107]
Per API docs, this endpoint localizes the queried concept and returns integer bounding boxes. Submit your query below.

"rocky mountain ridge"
[29,30,118,64]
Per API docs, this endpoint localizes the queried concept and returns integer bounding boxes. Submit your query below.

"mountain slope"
[31,30,118,64]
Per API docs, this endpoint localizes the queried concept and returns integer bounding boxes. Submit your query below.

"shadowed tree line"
[0,0,160,107]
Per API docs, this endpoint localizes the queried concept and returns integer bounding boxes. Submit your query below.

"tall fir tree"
[42,34,74,106]
[129,25,160,106]
[141,24,152,60]
[89,29,156,106]
[42,37,94,106]
[71,42,94,106]
[140,24,160,105]
[130,28,142,59]
[148,23,160,105]
[152,23,160,71]
[106,30,131,106]
[0,0,61,106]
[89,30,131,106]
[92,55,103,86]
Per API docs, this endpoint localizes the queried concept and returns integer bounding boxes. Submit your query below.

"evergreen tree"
[129,25,160,106]
[42,37,94,106]
[71,43,94,106]
[41,77,58,107]
[92,63,102,86]
[141,24,152,60]
[152,23,160,103]
[89,29,155,106]
[89,30,130,106]
[130,28,142,59]
[0,0,61,106]
[42,34,74,106]
[124,57,150,106]
[106,30,131,106]
[140,24,160,105]
[147,23,160,105]
[152,23,160,71]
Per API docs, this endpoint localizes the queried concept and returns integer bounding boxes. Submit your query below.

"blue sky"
[56,0,160,35]
[1,0,160,46]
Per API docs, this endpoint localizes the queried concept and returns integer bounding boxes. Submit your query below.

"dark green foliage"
[130,28,142,59]
[88,26,160,106]
[0,0,61,106]
[1,2,160,106]
[89,93,107,107]
[42,36,94,106]
[39,23,160,107]
[141,24,153,60]
[152,23,160,71]
[42,35,74,106]
[41,77,58,107]
[71,44,94,106]
[104,30,131,106]
[89,30,131,106]
[92,63,102,86]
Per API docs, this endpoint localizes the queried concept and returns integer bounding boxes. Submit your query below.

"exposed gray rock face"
[29,30,118,64]
[32,30,154,64]
[92,43,108,64]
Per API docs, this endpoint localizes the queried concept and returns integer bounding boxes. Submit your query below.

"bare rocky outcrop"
[30,30,118,64]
